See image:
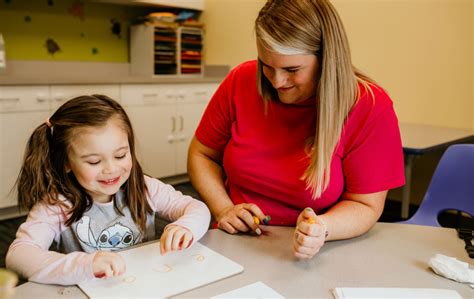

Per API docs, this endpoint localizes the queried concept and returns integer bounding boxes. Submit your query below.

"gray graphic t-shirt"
[59,190,155,253]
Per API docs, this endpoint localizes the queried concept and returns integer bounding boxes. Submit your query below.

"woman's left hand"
[292,208,327,259]
[160,224,194,255]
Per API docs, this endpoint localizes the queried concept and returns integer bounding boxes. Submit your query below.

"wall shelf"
[131,24,204,77]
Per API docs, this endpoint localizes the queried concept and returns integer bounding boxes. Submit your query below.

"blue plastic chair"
[399,144,474,227]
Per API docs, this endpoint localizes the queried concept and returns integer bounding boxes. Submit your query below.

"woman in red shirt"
[188,0,405,259]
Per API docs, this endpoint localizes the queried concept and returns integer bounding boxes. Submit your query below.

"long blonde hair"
[255,0,374,199]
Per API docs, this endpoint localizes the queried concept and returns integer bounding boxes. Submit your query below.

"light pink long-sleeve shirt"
[6,176,210,285]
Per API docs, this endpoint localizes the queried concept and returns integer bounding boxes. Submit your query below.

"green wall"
[0,0,151,62]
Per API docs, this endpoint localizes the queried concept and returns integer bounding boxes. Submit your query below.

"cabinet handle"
[143,93,158,105]
[176,93,185,102]
[171,116,176,132]
[0,97,20,102]
[0,97,20,109]
[179,115,183,131]
[165,94,175,101]
[194,91,208,103]
[177,134,186,141]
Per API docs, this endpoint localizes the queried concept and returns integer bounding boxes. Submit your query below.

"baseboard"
[160,174,190,185]
[0,206,27,221]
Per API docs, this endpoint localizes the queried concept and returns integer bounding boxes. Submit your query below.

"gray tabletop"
[13,223,473,298]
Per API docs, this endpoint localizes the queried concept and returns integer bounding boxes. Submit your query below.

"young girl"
[6,95,210,286]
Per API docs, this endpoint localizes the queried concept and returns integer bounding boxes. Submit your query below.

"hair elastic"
[45,118,54,136]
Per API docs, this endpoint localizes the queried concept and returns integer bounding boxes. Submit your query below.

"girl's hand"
[293,207,327,259]
[92,251,126,279]
[160,224,194,255]
[216,203,265,235]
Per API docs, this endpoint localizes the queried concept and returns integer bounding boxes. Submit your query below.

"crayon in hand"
[253,215,271,226]
[305,207,316,224]
[253,215,272,225]
[253,216,262,235]
[262,215,271,225]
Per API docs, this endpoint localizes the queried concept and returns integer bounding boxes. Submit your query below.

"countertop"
[0,61,228,85]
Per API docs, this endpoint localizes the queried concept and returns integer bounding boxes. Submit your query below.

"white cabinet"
[121,84,176,178]
[121,83,218,178]
[0,86,51,208]
[0,82,218,210]
[174,83,217,173]
[50,84,121,110]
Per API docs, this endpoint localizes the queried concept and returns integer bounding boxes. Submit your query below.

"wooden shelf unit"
[131,24,204,77]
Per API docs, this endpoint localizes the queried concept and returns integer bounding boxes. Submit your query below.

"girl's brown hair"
[16,95,152,231]
[255,0,375,198]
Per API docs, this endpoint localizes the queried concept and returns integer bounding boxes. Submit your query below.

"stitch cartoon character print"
[76,216,141,251]
[56,191,151,254]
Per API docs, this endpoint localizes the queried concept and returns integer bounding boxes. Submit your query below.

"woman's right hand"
[217,203,266,235]
[92,251,126,279]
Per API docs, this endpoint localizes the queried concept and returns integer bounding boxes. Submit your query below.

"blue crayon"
[262,215,271,225]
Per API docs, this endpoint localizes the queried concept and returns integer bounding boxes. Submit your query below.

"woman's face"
[258,43,319,104]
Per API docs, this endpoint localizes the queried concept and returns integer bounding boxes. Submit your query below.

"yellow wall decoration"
[0,0,150,62]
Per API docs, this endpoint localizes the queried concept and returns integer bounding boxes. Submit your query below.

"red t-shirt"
[195,60,405,225]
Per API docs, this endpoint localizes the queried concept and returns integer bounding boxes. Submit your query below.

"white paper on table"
[78,242,244,298]
[332,287,461,299]
[211,281,284,298]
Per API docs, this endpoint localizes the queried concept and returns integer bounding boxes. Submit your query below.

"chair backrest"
[401,144,474,226]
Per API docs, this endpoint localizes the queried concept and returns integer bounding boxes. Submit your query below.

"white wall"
[203,0,473,130]
[202,0,265,68]
[334,0,472,130]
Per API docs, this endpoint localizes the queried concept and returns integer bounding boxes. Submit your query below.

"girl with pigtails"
[7,95,210,285]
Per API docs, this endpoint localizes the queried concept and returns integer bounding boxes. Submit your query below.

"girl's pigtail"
[17,123,58,210]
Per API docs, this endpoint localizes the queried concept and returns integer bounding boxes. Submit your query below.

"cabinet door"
[121,84,176,178]
[175,83,219,174]
[0,86,50,208]
[50,84,121,110]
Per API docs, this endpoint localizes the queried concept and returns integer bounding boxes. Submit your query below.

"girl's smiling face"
[258,43,319,104]
[66,117,132,203]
